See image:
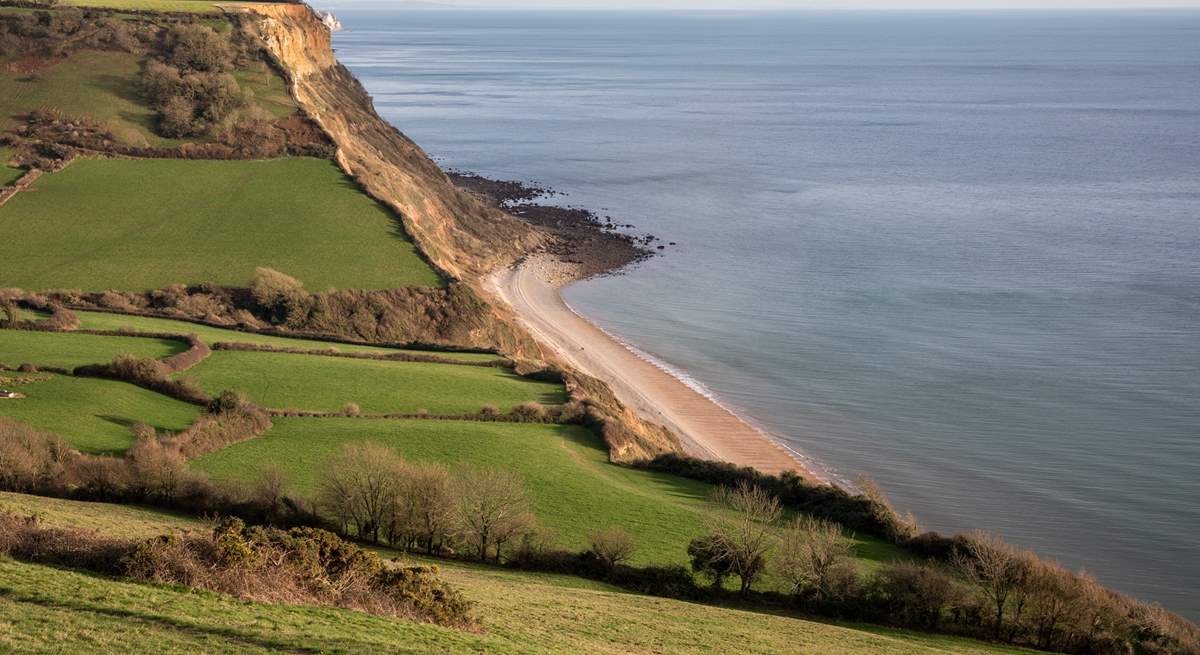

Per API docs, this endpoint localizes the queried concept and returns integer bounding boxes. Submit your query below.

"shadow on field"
[0,584,321,654]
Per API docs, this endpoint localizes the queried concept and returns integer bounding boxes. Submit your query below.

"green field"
[0,374,200,454]
[58,0,232,11]
[0,157,442,292]
[182,351,563,415]
[63,309,498,362]
[0,492,1024,655]
[192,417,905,570]
[0,42,295,147]
[1,147,23,186]
[0,329,184,370]
[232,61,298,120]
[0,51,170,147]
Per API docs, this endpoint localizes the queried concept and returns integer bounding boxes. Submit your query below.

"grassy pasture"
[0,51,169,147]
[192,417,905,571]
[0,329,184,369]
[0,157,442,292]
[58,0,231,11]
[0,492,1024,655]
[232,61,297,120]
[61,309,498,362]
[0,374,199,454]
[0,45,295,147]
[1,146,23,185]
[181,351,565,414]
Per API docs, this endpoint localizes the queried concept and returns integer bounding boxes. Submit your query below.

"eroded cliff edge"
[243,3,682,462]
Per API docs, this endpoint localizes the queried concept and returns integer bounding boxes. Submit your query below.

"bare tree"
[391,461,456,553]
[453,468,534,562]
[775,516,858,602]
[953,530,1034,640]
[705,481,782,595]
[589,527,637,570]
[127,434,189,503]
[316,442,403,543]
[251,464,289,515]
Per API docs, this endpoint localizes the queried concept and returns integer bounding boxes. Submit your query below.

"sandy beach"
[488,254,822,480]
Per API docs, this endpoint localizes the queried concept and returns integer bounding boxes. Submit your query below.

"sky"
[347,0,1200,8]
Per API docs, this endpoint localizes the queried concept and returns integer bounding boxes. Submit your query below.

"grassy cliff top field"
[192,417,906,571]
[0,157,442,291]
[0,51,169,147]
[0,492,1025,655]
[0,50,296,148]
[0,329,184,369]
[57,0,233,11]
[0,373,200,454]
[181,350,565,414]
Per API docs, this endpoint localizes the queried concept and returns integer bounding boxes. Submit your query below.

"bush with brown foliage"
[74,354,209,405]
[865,561,965,630]
[588,526,637,571]
[160,396,272,459]
[165,23,234,73]
[0,512,473,628]
[249,267,311,326]
[774,516,859,604]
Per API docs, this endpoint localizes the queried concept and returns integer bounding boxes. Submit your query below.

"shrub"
[208,390,248,414]
[371,564,473,627]
[159,94,198,138]
[43,306,79,330]
[166,24,233,73]
[511,401,547,422]
[250,267,311,326]
[866,561,964,630]
[775,516,859,604]
[588,526,637,571]
[342,402,361,417]
[687,534,736,590]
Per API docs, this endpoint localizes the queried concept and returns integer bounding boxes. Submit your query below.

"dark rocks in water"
[448,170,658,278]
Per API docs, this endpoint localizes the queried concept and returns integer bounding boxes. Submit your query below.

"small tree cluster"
[316,442,536,563]
[142,59,244,138]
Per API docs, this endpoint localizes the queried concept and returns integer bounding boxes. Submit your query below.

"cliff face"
[243,4,681,462]
[246,3,543,282]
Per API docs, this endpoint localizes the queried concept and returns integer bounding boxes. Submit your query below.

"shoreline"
[488,253,828,482]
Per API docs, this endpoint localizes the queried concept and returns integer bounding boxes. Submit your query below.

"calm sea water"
[327,8,1200,617]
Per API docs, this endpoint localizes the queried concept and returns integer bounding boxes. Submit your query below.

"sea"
[325,7,1200,618]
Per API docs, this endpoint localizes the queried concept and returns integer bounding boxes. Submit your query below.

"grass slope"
[1,146,23,186]
[59,0,231,11]
[183,351,564,415]
[0,329,184,369]
[0,493,1026,655]
[64,309,498,362]
[0,47,295,147]
[192,417,905,570]
[0,374,200,454]
[0,51,168,147]
[0,157,442,292]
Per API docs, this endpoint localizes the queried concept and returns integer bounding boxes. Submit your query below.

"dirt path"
[487,254,823,480]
